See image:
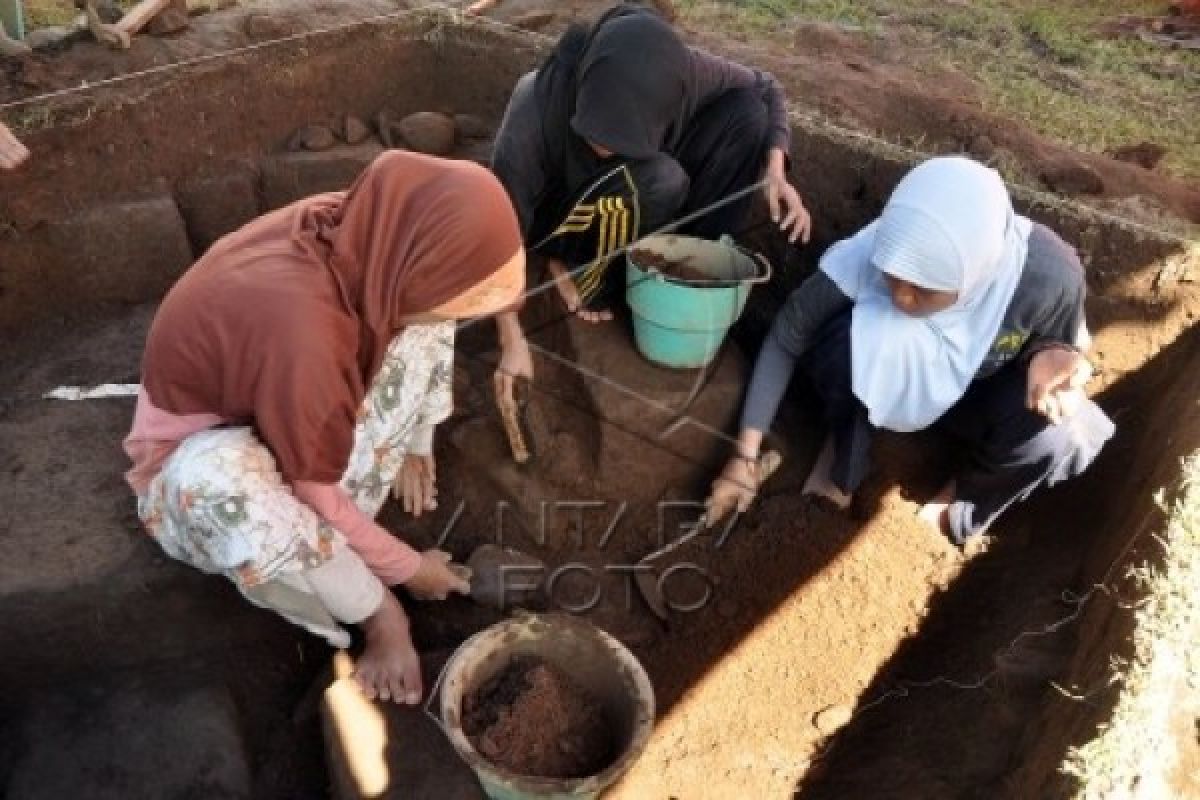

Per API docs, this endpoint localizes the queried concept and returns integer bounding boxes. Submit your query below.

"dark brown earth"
[629,247,710,283]
[0,3,1198,800]
[463,657,616,780]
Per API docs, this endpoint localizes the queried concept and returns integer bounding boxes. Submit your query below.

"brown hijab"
[141,151,521,483]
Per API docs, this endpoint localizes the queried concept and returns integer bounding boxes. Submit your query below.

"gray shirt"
[740,223,1088,432]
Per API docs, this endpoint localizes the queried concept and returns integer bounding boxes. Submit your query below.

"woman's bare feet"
[353,592,422,705]
[547,257,613,323]
[917,480,955,538]
[802,435,852,510]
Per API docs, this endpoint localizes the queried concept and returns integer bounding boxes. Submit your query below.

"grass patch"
[675,0,880,33]
[675,0,1200,181]
[1061,452,1200,797]
[23,0,83,28]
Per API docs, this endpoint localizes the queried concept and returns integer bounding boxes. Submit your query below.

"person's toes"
[388,676,407,706]
[353,671,378,699]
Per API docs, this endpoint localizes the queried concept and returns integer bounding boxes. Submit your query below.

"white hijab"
[820,156,1033,432]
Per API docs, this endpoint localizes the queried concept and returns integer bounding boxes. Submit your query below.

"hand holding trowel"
[493,330,536,464]
[493,371,533,464]
[636,450,782,619]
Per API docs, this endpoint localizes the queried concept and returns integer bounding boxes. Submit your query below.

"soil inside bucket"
[463,656,617,780]
[630,248,713,283]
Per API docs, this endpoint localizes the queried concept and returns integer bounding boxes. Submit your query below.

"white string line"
[805,502,1173,770]
[1,1,1194,247]
[0,2,513,113]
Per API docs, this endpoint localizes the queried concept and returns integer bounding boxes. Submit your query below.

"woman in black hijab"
[493,3,811,321]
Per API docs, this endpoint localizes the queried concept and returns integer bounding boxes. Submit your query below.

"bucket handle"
[736,245,774,285]
[719,235,773,286]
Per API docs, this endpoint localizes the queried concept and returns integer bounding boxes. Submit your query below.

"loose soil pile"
[463,657,616,780]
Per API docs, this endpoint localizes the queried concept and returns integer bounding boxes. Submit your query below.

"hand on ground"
[395,454,437,517]
[404,549,472,600]
[353,593,422,705]
[1027,347,1092,424]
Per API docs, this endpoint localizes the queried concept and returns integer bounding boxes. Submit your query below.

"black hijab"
[570,8,689,159]
[532,5,689,210]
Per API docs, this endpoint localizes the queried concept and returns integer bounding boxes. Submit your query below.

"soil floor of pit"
[2,2,1199,798]
[5,285,1197,798]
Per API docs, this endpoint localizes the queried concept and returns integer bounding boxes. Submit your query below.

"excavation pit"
[0,8,1197,800]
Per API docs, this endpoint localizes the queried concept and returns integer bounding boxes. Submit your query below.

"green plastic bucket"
[435,614,655,800]
[626,234,771,369]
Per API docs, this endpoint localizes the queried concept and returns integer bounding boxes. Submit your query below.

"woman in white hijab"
[708,156,1114,545]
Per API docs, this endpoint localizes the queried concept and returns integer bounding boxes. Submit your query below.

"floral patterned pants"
[137,323,455,646]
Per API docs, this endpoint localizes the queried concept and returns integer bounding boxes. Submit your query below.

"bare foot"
[802,435,852,510]
[575,308,614,323]
[917,480,955,538]
[547,257,614,323]
[353,592,422,705]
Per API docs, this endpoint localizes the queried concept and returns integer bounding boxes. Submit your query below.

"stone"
[340,114,372,145]
[25,26,79,51]
[243,12,296,40]
[145,0,190,36]
[397,111,457,156]
[6,681,251,800]
[1108,141,1167,170]
[176,164,261,252]
[453,113,490,140]
[1039,159,1105,196]
[813,704,854,735]
[288,124,338,152]
[512,10,556,31]
[260,142,384,209]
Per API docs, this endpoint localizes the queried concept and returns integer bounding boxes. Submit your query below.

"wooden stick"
[494,380,530,464]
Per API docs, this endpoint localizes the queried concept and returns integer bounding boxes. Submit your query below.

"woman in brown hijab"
[125,151,527,704]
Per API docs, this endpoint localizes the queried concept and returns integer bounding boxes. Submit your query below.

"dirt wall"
[0,13,546,338]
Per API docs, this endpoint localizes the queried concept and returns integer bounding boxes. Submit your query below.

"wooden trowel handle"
[495,378,530,464]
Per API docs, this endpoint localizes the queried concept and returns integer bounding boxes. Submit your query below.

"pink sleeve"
[293,481,422,585]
